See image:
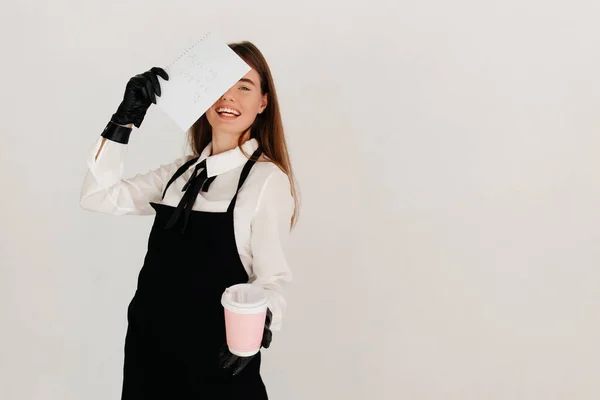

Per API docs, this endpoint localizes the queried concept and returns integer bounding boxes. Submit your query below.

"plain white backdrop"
[2,0,600,399]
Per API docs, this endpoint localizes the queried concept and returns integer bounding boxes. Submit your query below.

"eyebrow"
[239,78,256,87]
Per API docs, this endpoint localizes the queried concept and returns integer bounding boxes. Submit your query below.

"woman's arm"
[249,169,295,332]
[80,135,192,215]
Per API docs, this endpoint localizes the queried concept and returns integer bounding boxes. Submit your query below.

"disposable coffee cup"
[221,284,268,357]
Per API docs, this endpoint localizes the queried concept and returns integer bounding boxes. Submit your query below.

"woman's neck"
[210,128,251,155]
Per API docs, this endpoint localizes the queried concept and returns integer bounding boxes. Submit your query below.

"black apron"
[121,148,268,399]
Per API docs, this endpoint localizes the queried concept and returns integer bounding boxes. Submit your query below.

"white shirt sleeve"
[80,137,191,215]
[248,169,295,332]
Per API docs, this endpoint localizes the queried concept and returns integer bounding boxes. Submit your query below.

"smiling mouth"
[217,112,240,120]
[216,107,241,117]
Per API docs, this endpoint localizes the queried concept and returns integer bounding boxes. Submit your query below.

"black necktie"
[164,159,216,233]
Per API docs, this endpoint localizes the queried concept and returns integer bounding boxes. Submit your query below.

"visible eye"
[240,86,251,91]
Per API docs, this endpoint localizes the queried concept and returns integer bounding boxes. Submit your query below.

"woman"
[80,41,299,399]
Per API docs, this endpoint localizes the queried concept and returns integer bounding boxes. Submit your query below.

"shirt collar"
[198,138,259,178]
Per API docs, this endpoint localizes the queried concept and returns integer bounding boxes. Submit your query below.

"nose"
[221,86,236,101]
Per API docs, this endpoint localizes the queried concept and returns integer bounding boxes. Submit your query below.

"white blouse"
[80,136,294,331]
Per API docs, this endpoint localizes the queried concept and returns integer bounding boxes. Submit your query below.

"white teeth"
[217,107,240,116]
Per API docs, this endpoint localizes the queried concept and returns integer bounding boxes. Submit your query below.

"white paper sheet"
[155,32,251,131]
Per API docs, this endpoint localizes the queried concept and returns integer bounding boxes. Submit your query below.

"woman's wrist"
[101,121,133,144]
[101,120,133,144]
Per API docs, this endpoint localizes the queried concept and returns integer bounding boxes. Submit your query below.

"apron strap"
[161,156,200,200]
[227,147,263,213]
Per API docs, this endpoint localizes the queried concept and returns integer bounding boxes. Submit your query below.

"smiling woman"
[79,40,299,400]
[190,42,299,228]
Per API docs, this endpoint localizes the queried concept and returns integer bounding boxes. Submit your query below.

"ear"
[259,93,268,114]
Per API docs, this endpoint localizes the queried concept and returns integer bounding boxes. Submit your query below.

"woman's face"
[206,68,268,136]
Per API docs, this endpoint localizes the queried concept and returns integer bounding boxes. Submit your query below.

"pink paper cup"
[221,284,268,357]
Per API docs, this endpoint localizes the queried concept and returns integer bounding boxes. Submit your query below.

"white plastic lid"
[221,284,268,314]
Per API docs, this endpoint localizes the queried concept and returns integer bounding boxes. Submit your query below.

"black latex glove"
[111,67,169,128]
[218,308,273,376]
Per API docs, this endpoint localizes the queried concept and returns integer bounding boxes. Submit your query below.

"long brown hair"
[187,40,299,229]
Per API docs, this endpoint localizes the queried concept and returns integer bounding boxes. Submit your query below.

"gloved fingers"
[265,308,273,327]
[216,342,256,375]
[217,342,229,357]
[232,355,253,376]
[222,354,238,369]
[143,69,165,99]
[217,343,235,369]
[262,327,272,349]
[142,72,158,104]
[150,67,169,83]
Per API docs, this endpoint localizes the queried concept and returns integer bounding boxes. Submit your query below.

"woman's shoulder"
[162,153,197,166]
[246,157,294,214]
[252,155,289,179]
[245,156,290,193]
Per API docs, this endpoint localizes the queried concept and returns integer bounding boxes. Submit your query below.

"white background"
[2,1,600,399]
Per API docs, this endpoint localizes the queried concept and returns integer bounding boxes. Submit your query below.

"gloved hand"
[111,67,169,128]
[217,308,273,376]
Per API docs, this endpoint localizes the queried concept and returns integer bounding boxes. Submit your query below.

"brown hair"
[187,40,299,229]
